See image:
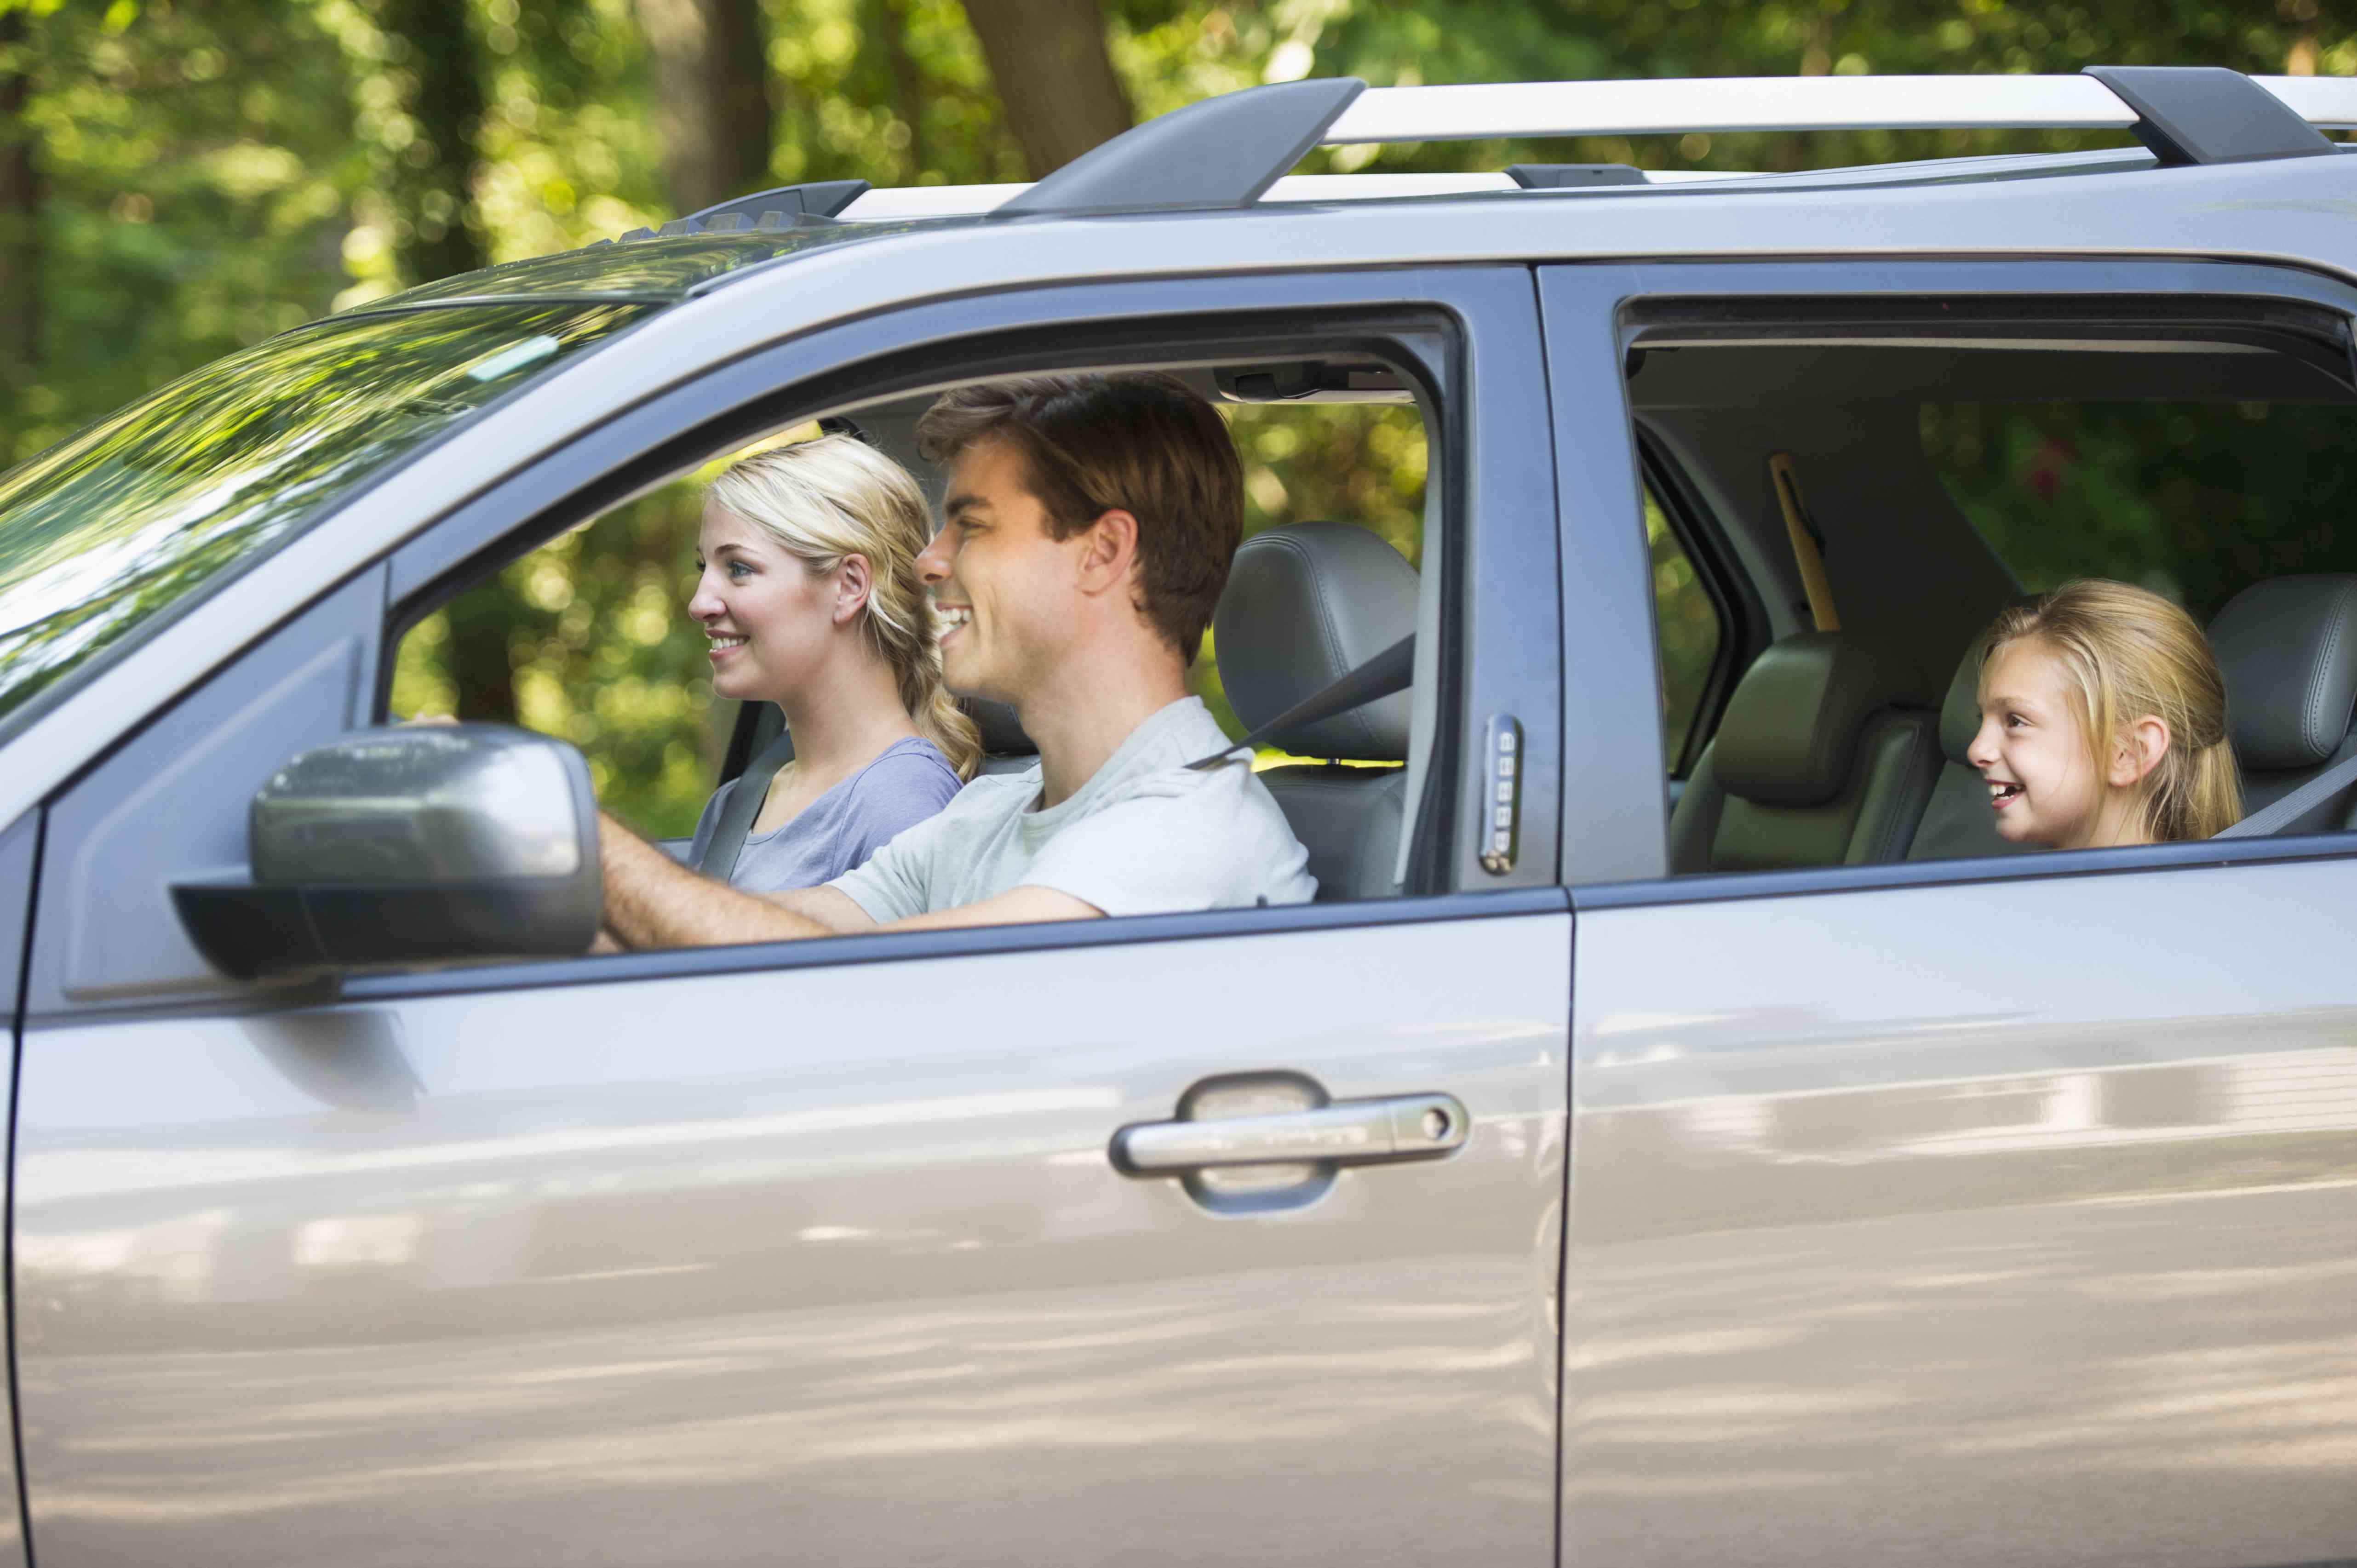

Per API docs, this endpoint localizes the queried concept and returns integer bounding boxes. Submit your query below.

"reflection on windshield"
[0,301,651,736]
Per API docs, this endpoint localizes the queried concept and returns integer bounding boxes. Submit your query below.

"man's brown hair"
[917,372,1244,663]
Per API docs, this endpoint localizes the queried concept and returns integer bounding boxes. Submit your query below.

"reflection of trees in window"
[1922,401,2357,623]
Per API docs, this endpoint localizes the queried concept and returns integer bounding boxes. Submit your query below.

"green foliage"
[1922,400,2357,620]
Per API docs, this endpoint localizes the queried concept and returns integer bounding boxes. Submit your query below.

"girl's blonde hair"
[708,433,980,781]
[1979,578,2241,842]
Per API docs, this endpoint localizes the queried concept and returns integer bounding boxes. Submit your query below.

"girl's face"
[689,502,846,704]
[1967,638,2112,849]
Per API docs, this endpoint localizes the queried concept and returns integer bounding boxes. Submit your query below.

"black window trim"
[1574,253,2357,908]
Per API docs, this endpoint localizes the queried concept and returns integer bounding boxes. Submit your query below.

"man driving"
[596,371,1316,947]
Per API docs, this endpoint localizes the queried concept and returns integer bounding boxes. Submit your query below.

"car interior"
[1627,295,2357,875]
[389,353,1439,910]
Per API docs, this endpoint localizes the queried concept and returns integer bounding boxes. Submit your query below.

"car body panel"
[1561,860,2357,1568]
[14,911,1570,1566]
[12,152,2357,826]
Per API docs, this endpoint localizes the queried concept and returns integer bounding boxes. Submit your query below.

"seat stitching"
[2310,580,2357,761]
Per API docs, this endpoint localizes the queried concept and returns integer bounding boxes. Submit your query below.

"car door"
[11,265,1574,1566]
[1542,259,2357,1568]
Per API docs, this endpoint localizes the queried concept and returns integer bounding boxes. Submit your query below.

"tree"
[0,5,39,396]
[959,0,1131,175]
[632,0,774,214]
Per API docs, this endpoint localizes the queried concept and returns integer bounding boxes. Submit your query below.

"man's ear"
[833,553,873,625]
[2110,714,2171,787]
[1073,509,1140,596]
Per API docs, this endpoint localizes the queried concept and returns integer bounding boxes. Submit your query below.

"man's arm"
[875,885,1101,932]
[598,814,874,949]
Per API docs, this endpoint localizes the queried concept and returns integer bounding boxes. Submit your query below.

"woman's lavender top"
[687,735,962,893]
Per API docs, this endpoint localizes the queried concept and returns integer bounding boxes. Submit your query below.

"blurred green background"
[5,0,2352,832]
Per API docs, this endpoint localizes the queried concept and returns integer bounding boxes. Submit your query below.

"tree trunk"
[960,0,1130,177]
[633,0,775,215]
[375,0,489,283]
[875,0,932,178]
[0,6,41,441]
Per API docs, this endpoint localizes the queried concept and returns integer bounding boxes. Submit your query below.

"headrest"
[2209,574,2357,770]
[1715,632,1919,806]
[963,697,1035,758]
[1938,645,1984,763]
[1213,521,1416,761]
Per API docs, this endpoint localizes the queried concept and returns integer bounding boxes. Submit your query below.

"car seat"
[1669,632,1941,873]
[1904,648,2036,862]
[964,697,1038,776]
[2210,573,2357,834]
[1213,521,1417,902]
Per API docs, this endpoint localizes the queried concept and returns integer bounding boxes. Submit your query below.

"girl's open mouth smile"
[1989,780,2024,809]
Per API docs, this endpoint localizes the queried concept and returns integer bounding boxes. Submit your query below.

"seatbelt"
[2214,749,2357,838]
[1768,452,1841,632]
[696,729,796,878]
[1187,634,1416,771]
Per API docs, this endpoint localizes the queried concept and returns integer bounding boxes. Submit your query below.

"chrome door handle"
[1111,1093,1469,1174]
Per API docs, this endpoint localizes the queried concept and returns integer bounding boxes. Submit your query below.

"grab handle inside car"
[171,725,602,980]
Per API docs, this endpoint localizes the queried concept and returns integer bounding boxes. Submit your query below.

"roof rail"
[995,69,2354,218]
[614,180,873,241]
[998,78,1365,217]
[2082,66,2333,165]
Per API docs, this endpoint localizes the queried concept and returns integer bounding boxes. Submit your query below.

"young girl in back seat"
[1967,579,2242,849]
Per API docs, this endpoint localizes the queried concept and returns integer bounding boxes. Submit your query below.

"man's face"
[918,437,1086,706]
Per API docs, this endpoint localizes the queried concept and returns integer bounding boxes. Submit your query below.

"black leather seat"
[1904,648,2036,862]
[1670,632,1940,873]
[1213,521,1416,902]
[2211,573,2357,834]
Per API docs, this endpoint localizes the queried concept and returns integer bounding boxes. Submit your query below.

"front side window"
[0,300,651,737]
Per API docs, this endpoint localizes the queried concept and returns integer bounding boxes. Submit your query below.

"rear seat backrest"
[1905,649,2035,862]
[1669,632,1940,874]
[2210,574,2357,835]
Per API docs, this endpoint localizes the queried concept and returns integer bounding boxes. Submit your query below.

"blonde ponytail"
[1979,579,2242,842]
[707,434,981,780]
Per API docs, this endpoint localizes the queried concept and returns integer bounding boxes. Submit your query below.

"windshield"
[0,300,653,736]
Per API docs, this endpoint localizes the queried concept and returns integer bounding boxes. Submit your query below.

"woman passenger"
[683,434,977,890]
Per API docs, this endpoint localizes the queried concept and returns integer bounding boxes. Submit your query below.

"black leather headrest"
[1715,633,1919,806]
[1213,521,1416,761]
[1938,645,1984,763]
[2209,574,2357,770]
[963,697,1034,758]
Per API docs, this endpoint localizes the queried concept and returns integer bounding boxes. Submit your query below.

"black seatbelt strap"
[696,730,796,878]
[1187,634,1416,771]
[2214,748,2357,838]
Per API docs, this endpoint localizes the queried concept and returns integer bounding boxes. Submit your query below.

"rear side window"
[1921,400,2357,619]
[1646,486,1723,771]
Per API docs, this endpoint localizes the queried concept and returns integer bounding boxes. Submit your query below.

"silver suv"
[1,66,2354,1568]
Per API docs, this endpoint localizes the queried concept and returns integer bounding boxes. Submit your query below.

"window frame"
[1542,254,2357,905]
[338,265,1563,1004]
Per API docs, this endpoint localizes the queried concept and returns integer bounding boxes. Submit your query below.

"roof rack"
[610,180,873,242]
[1001,68,2357,218]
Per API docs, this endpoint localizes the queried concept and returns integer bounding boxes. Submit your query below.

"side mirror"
[173,726,601,980]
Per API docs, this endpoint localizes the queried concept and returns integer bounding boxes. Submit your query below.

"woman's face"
[690,502,842,704]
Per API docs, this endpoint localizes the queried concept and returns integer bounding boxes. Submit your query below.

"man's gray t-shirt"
[830,697,1316,920]
[687,736,960,894]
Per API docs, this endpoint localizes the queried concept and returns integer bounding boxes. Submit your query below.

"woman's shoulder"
[845,736,963,812]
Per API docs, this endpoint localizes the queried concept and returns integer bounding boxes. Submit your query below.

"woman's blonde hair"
[1979,578,2241,842]
[707,433,979,780]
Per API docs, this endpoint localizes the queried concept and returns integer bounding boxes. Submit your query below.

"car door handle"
[1111,1093,1469,1174]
